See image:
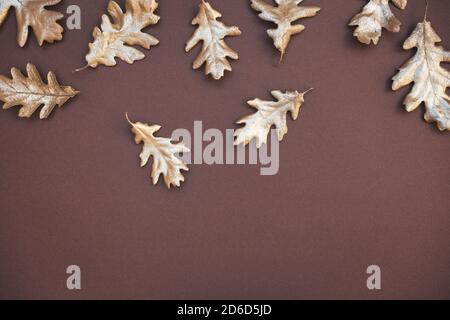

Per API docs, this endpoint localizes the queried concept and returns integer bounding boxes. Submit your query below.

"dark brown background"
[0,0,449,299]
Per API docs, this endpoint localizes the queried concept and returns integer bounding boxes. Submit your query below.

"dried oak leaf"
[83,0,160,69]
[185,0,241,80]
[126,114,190,189]
[250,0,320,60]
[349,0,407,45]
[0,0,64,47]
[392,19,450,131]
[234,89,312,148]
[0,63,78,119]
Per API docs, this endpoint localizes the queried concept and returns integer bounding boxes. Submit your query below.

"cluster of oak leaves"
[0,0,448,188]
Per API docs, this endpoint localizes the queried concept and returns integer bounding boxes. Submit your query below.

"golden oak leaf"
[126,114,190,189]
[83,0,160,69]
[0,63,78,119]
[250,0,320,60]
[392,19,450,131]
[185,0,241,80]
[0,0,64,47]
[349,0,407,45]
[234,89,312,148]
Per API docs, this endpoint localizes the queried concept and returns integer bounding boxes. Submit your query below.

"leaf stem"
[73,64,89,73]
[125,112,132,125]
[302,88,314,95]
